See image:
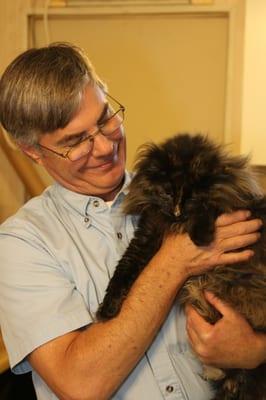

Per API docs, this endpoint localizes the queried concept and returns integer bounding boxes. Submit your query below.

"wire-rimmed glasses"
[37,93,125,162]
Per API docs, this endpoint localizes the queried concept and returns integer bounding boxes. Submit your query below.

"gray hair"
[0,42,106,145]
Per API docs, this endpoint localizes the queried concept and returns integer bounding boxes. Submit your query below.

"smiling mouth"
[97,160,114,169]
[79,157,117,173]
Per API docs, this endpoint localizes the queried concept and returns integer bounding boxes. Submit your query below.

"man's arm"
[28,211,261,400]
[186,291,266,370]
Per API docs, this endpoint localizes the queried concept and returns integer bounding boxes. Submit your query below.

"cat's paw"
[202,365,225,381]
[96,298,122,321]
[187,214,215,246]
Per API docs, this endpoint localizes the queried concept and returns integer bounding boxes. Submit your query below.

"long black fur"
[97,133,266,400]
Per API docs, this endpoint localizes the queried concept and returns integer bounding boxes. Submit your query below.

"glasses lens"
[101,108,124,136]
[67,137,93,161]
[67,98,125,162]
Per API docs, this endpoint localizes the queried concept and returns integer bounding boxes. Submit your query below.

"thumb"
[204,291,232,317]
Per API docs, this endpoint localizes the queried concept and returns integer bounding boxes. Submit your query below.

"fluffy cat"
[97,133,266,400]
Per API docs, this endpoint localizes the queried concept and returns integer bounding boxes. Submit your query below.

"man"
[0,43,265,400]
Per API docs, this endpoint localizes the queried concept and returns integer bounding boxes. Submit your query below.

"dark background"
[0,369,36,399]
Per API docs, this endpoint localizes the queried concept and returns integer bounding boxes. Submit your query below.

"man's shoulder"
[0,184,59,236]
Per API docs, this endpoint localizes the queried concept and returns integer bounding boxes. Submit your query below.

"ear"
[18,143,44,165]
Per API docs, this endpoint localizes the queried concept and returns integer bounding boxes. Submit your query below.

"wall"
[241,0,266,165]
[31,10,229,168]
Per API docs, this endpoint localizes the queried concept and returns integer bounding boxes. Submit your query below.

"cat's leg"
[184,197,219,246]
[97,214,168,321]
[202,365,226,381]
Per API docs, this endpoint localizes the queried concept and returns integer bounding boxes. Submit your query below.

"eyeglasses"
[37,93,125,162]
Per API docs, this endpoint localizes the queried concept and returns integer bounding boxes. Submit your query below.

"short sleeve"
[0,233,92,374]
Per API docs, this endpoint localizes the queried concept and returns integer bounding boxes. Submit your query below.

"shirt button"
[93,200,100,207]
[117,232,123,239]
[84,217,90,223]
[166,385,174,393]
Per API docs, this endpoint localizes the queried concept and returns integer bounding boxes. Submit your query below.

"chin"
[104,157,125,182]
[88,167,125,199]
[104,168,125,192]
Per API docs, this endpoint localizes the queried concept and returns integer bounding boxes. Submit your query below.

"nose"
[92,133,114,158]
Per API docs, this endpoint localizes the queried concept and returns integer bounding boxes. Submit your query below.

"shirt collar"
[52,170,132,216]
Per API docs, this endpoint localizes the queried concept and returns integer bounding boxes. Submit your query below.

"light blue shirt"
[0,172,214,400]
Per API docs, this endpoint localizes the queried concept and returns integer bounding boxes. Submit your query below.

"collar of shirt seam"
[52,170,132,217]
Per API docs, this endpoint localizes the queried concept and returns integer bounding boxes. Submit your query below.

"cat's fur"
[97,133,266,400]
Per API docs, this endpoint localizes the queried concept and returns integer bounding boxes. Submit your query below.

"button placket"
[145,328,186,400]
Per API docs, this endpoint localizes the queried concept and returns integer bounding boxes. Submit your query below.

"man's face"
[30,84,126,200]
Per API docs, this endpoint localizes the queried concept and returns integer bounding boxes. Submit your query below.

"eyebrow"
[55,102,109,147]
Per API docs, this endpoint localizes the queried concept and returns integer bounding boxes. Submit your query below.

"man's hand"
[186,291,266,369]
[162,210,262,278]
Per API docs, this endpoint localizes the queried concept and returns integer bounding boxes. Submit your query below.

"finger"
[215,210,251,227]
[213,248,254,266]
[217,219,262,241]
[221,232,260,252]
[186,305,211,331]
[186,313,210,356]
[184,303,192,316]
[186,320,199,348]
[204,291,233,317]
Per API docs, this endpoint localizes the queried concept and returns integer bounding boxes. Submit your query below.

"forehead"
[40,84,106,145]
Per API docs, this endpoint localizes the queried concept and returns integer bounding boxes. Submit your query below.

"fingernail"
[245,210,251,218]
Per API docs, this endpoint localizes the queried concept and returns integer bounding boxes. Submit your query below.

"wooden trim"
[50,0,214,6]
[0,130,46,198]
[28,1,241,147]
[29,4,233,15]
[0,332,9,374]
[50,0,190,7]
